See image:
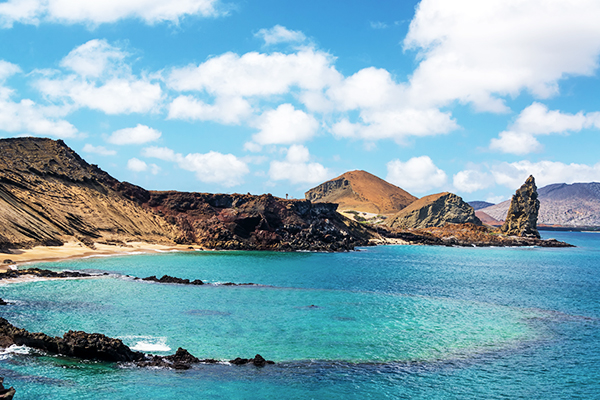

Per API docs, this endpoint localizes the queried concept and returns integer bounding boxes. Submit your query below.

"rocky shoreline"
[0,318,273,370]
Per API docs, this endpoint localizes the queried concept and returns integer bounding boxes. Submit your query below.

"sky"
[1,0,600,203]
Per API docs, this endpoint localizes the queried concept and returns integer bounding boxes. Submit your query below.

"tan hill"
[385,192,481,229]
[481,182,600,227]
[0,138,177,249]
[475,210,502,226]
[0,138,371,252]
[305,170,417,214]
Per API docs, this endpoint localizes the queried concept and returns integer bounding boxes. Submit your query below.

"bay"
[1,231,599,399]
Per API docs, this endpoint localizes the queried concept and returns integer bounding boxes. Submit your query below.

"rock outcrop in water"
[385,192,481,230]
[305,170,417,214]
[0,378,15,400]
[0,318,274,369]
[500,176,540,238]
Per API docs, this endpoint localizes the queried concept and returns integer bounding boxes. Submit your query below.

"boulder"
[385,192,481,230]
[500,175,540,238]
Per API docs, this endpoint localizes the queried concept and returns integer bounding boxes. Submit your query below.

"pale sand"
[0,241,199,272]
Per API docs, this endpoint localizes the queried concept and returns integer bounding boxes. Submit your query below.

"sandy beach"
[0,241,198,272]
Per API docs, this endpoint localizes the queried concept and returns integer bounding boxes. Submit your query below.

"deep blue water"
[1,231,599,399]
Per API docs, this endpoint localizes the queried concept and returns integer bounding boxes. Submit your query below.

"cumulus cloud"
[490,102,600,154]
[127,157,149,172]
[82,143,116,156]
[106,124,161,145]
[269,144,330,184]
[453,169,493,193]
[0,0,221,28]
[36,40,162,115]
[386,156,447,193]
[167,95,252,125]
[255,25,306,46]
[404,0,600,112]
[491,160,600,189]
[142,145,249,186]
[251,104,319,146]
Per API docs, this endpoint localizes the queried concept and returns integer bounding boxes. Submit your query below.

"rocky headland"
[0,317,273,370]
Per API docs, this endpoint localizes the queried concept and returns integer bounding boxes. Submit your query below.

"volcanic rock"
[481,181,600,228]
[385,192,481,230]
[0,378,15,400]
[500,176,540,238]
[305,170,416,214]
[142,275,204,285]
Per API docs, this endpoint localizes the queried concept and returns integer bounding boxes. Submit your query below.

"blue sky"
[1,0,600,203]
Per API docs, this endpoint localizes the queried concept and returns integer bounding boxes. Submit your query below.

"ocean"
[1,231,599,399]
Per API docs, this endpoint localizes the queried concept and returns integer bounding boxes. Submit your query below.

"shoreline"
[0,241,199,272]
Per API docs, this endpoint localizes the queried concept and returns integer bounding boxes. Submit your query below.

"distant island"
[0,138,572,266]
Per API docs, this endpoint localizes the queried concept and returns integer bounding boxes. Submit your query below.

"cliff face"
[0,138,371,252]
[305,170,416,214]
[500,175,540,238]
[0,138,176,249]
[385,192,481,230]
[144,191,372,251]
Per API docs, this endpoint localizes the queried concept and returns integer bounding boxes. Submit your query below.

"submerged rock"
[142,275,204,285]
[501,175,540,238]
[0,377,15,400]
[229,354,274,367]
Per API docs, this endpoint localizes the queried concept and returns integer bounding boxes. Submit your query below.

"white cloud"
[0,92,78,138]
[404,0,600,112]
[36,40,163,115]
[386,156,447,193]
[0,0,221,28]
[490,102,600,154]
[491,160,600,189]
[255,25,306,46]
[370,21,388,30]
[82,143,116,156]
[453,169,493,193]
[331,108,458,143]
[252,104,319,146]
[167,48,340,97]
[60,39,125,78]
[167,95,252,125]
[143,145,249,186]
[268,144,330,184]
[127,157,148,172]
[142,146,179,161]
[0,60,21,80]
[107,124,161,145]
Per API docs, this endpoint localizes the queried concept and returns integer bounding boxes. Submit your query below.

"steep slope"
[385,192,481,229]
[0,138,176,249]
[305,170,416,214]
[480,182,600,227]
[500,175,540,238]
[0,137,372,252]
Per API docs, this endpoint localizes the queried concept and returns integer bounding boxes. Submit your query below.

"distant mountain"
[481,182,600,227]
[305,170,417,214]
[468,201,495,210]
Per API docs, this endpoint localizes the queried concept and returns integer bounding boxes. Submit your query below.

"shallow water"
[1,231,599,399]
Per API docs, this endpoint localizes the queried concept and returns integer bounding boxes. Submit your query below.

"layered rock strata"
[500,175,540,238]
[305,170,416,214]
[385,192,481,229]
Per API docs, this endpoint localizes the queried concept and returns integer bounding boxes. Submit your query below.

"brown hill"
[0,138,176,249]
[385,192,481,229]
[0,137,372,252]
[305,170,416,214]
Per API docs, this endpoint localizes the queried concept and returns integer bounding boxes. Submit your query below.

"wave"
[119,335,171,353]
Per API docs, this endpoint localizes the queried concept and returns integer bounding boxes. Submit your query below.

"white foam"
[0,344,31,356]
[120,335,171,352]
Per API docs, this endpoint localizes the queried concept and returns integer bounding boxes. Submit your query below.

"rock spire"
[500,175,540,238]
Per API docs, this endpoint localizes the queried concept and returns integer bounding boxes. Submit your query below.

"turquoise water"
[1,231,599,399]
